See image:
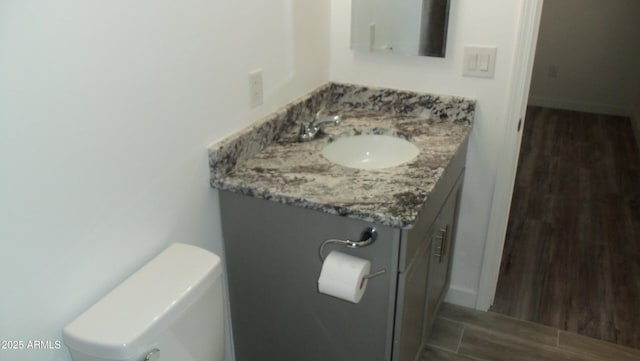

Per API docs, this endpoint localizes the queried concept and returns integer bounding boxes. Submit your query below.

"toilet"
[63,243,224,361]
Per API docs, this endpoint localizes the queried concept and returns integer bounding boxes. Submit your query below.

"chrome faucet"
[298,111,341,142]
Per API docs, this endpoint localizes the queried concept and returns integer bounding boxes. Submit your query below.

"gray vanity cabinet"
[219,141,466,361]
[221,179,463,361]
[220,192,402,361]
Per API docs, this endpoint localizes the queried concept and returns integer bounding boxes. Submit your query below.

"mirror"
[351,0,451,57]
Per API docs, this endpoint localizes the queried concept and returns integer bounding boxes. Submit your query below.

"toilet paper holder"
[318,227,386,279]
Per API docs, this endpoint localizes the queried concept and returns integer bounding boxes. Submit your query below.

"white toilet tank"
[63,243,224,361]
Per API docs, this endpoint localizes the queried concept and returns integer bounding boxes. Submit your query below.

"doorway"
[491,0,640,349]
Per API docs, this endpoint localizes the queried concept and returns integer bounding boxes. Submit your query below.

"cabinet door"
[424,179,462,336]
[393,230,433,361]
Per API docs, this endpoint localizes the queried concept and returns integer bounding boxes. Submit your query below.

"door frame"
[475,0,545,310]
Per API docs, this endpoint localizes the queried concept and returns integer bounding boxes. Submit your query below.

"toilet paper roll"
[318,251,371,303]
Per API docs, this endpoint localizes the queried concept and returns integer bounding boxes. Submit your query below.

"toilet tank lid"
[63,243,222,360]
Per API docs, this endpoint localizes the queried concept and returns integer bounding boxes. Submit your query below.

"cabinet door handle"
[433,225,449,263]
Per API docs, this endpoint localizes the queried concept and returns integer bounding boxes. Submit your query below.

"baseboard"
[444,285,479,310]
[528,96,632,117]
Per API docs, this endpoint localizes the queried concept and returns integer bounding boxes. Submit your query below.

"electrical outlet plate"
[463,46,497,78]
[248,69,263,108]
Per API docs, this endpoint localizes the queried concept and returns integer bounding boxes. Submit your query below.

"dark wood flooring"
[424,303,640,361]
[491,107,640,349]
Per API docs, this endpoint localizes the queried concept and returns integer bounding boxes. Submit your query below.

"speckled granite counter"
[208,83,475,228]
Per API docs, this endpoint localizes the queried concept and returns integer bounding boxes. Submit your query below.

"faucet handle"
[299,122,308,135]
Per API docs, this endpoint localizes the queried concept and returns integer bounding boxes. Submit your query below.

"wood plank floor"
[424,303,640,361]
[491,107,640,349]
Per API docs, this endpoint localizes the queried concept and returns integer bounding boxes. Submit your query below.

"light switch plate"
[463,46,497,78]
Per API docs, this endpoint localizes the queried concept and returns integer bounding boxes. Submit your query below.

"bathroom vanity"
[209,83,474,361]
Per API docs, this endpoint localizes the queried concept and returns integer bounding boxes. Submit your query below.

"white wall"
[529,0,640,116]
[331,0,525,307]
[0,1,330,360]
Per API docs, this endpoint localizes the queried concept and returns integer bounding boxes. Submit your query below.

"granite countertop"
[208,83,475,228]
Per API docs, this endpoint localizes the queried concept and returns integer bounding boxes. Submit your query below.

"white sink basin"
[321,134,420,170]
